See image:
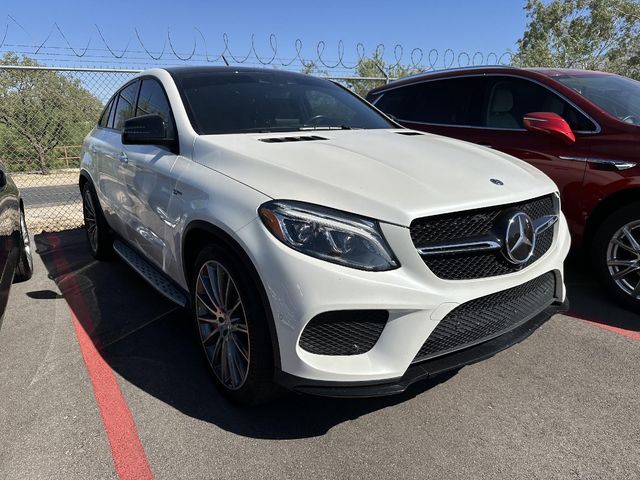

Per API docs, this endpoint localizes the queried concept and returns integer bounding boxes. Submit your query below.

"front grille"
[410,195,557,280]
[299,310,388,356]
[413,272,557,364]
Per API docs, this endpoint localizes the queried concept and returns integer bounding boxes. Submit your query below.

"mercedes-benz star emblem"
[504,212,536,264]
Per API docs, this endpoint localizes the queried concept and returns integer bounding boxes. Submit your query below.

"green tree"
[0,53,103,173]
[514,0,640,78]
[300,61,328,76]
[347,52,420,97]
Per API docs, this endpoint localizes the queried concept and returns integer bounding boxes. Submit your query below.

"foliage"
[347,52,421,97]
[0,52,103,173]
[513,0,640,79]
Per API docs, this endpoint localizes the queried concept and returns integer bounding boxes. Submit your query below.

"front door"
[120,78,179,268]
[466,76,598,235]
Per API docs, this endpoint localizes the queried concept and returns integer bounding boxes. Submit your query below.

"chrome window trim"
[374,73,602,135]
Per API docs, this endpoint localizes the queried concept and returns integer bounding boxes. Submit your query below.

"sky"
[0,0,530,70]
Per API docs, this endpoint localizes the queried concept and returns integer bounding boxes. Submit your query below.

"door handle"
[118,152,129,164]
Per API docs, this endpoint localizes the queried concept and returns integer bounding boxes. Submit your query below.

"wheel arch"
[584,187,640,250]
[79,169,92,192]
[182,220,282,370]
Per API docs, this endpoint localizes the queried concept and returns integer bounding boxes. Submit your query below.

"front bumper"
[275,298,569,397]
[236,209,571,386]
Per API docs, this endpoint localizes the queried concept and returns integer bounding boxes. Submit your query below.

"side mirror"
[122,114,176,149]
[523,112,575,145]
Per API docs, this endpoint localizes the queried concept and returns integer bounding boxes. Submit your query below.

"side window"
[483,77,596,131]
[98,97,114,128]
[107,95,117,128]
[374,77,485,126]
[113,81,140,131]
[136,79,176,137]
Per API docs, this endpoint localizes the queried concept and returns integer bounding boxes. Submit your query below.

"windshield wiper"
[298,125,354,131]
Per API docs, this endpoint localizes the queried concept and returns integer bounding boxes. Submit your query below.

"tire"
[14,207,33,283]
[191,245,277,405]
[82,183,112,260]
[592,202,640,313]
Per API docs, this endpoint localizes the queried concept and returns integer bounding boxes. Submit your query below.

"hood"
[193,129,557,226]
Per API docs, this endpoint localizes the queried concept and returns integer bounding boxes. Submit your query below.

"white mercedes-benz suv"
[80,67,570,404]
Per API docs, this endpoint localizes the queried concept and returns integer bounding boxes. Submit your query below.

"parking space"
[1,229,640,479]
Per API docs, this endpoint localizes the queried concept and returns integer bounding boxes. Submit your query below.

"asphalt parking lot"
[1,229,639,480]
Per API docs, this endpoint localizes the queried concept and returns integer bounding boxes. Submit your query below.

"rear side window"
[374,77,486,126]
[136,79,176,137]
[113,81,140,131]
[483,77,596,132]
[98,97,114,128]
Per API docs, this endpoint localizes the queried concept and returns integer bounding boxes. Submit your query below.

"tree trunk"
[35,147,50,175]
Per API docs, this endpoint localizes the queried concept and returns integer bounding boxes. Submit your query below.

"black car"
[0,165,33,326]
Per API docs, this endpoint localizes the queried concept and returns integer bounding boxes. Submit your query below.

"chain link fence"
[0,65,399,232]
[0,23,515,231]
[0,66,140,231]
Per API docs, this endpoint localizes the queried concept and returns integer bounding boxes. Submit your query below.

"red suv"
[367,67,640,312]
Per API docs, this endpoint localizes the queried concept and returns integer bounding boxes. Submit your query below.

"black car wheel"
[14,208,33,283]
[593,202,640,313]
[82,183,112,260]
[191,245,276,405]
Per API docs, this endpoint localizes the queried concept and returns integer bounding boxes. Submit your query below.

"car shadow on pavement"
[34,228,456,440]
[564,252,639,331]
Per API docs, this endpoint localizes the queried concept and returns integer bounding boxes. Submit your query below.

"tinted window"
[107,96,117,128]
[557,73,640,126]
[136,79,176,137]
[113,81,140,131]
[174,71,394,134]
[98,97,114,128]
[374,77,485,126]
[483,77,596,131]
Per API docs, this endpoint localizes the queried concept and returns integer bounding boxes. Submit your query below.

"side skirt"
[113,239,188,308]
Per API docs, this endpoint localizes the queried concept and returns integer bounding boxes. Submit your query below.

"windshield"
[174,71,394,134]
[557,73,640,126]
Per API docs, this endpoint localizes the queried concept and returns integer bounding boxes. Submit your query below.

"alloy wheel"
[606,220,640,300]
[83,189,98,253]
[195,260,250,391]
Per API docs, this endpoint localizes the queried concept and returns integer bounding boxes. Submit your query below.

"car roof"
[368,66,615,95]
[162,65,313,82]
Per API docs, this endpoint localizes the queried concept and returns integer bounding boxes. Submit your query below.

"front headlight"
[258,200,399,271]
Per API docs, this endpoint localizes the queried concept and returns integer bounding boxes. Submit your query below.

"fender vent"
[259,135,328,143]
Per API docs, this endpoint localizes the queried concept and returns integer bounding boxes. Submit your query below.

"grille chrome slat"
[413,272,557,364]
[410,194,557,280]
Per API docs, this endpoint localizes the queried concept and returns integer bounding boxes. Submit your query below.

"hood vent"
[395,131,424,136]
[259,135,328,143]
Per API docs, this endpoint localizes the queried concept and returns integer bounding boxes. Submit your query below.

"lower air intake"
[299,310,389,356]
[413,272,557,363]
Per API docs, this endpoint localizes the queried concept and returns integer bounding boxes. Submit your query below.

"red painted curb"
[50,234,154,480]
[579,318,640,342]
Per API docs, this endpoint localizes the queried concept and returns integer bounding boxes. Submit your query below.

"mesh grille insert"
[413,272,557,364]
[410,195,557,280]
[299,310,389,356]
